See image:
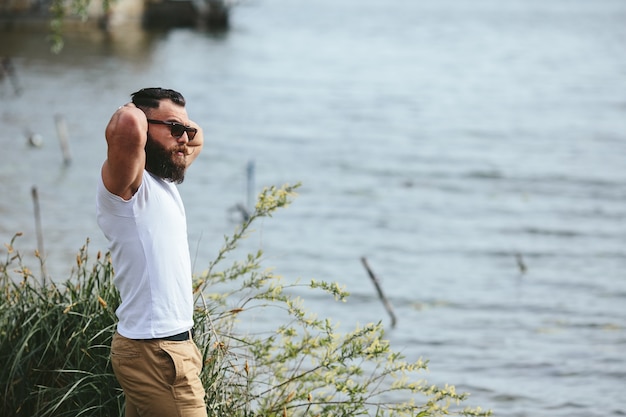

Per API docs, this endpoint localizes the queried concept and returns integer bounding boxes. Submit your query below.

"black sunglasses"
[147,119,198,141]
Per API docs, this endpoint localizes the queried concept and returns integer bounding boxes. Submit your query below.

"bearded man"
[96,88,207,417]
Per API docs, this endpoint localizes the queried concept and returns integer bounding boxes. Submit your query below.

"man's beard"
[145,136,187,184]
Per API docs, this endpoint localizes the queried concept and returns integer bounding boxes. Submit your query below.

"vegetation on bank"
[1,184,492,416]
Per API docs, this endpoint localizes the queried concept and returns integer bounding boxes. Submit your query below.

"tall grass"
[1,184,491,417]
[1,235,122,416]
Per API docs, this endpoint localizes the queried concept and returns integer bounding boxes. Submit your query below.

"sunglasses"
[147,119,198,141]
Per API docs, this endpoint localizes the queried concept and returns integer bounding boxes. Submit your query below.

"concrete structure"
[0,0,230,30]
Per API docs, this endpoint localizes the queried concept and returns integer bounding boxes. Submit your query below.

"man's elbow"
[106,110,147,148]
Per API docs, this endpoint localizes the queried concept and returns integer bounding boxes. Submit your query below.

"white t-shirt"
[96,171,194,339]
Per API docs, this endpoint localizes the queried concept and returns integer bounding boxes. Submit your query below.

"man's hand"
[185,119,204,167]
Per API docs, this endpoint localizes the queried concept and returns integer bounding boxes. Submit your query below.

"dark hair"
[131,88,186,110]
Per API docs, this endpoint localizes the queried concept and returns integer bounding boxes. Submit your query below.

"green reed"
[1,234,122,417]
[1,184,491,417]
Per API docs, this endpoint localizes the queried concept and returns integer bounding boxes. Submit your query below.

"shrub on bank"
[0,184,491,416]
[0,234,122,416]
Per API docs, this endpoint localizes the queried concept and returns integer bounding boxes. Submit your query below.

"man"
[96,88,207,417]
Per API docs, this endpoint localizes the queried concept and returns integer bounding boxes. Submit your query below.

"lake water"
[1,0,625,415]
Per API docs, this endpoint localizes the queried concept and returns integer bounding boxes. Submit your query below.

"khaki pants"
[111,332,207,417]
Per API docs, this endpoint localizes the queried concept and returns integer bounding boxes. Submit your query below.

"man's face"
[144,99,191,184]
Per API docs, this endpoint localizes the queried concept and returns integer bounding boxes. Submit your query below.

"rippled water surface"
[1,0,625,415]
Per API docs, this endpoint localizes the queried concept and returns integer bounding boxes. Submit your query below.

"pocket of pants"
[160,342,205,402]
[159,342,200,384]
[111,333,140,364]
[155,345,177,386]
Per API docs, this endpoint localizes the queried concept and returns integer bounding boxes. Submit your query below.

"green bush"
[0,235,122,417]
[0,184,491,416]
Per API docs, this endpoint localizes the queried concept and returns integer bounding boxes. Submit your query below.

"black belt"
[153,329,194,342]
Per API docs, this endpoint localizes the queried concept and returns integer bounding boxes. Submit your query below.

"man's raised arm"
[102,103,148,200]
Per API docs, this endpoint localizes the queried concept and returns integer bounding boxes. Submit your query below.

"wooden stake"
[1,57,21,95]
[54,114,72,165]
[361,257,397,329]
[515,253,527,275]
[31,186,47,283]
[246,159,255,211]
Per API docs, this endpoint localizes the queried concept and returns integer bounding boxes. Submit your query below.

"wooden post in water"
[31,186,47,283]
[246,159,255,211]
[1,57,21,95]
[361,257,397,329]
[54,114,72,166]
